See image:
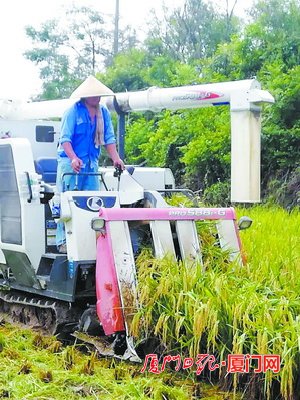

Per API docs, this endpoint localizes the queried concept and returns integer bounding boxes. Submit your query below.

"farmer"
[55,75,124,253]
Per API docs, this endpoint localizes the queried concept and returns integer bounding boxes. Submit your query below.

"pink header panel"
[98,207,236,221]
[96,223,125,335]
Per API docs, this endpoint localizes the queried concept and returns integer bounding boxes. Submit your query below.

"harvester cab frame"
[0,79,274,361]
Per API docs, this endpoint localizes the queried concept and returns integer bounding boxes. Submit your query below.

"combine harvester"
[0,79,274,361]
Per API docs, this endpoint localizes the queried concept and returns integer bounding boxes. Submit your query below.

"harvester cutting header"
[0,78,274,360]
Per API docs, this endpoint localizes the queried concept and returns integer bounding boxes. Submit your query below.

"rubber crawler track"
[0,290,80,335]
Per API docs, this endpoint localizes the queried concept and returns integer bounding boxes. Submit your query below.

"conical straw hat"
[70,75,114,98]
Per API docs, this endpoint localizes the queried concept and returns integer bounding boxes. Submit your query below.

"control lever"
[113,164,123,191]
[74,173,79,191]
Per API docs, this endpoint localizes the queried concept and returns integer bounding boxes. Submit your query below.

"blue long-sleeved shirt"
[57,100,116,163]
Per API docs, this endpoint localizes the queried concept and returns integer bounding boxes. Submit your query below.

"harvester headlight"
[238,216,253,230]
[91,218,105,231]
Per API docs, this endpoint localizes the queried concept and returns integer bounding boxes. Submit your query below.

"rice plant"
[131,205,300,399]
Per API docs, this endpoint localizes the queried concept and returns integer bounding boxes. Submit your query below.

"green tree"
[205,0,300,79]
[98,49,150,92]
[24,6,137,99]
[249,0,300,69]
[145,0,240,63]
[24,20,75,99]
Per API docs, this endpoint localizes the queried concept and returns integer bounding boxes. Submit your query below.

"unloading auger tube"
[0,79,274,202]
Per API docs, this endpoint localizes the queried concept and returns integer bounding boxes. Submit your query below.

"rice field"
[0,324,236,399]
[132,205,300,399]
[0,205,299,399]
